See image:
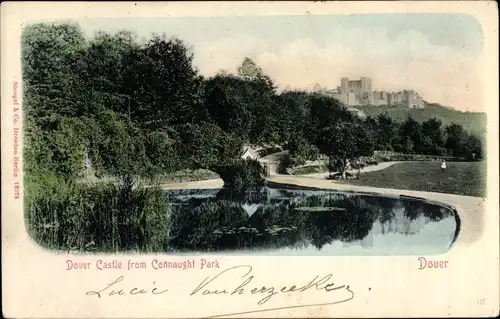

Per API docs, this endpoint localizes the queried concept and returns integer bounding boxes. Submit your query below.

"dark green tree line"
[22,22,484,190]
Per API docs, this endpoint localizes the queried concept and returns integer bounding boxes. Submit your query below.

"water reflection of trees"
[168,188,455,252]
[215,188,268,204]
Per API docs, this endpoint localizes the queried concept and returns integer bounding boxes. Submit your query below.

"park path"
[266,174,486,245]
[157,178,223,189]
[155,157,486,247]
[156,156,401,188]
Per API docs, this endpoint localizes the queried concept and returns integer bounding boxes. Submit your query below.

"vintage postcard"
[1,1,499,318]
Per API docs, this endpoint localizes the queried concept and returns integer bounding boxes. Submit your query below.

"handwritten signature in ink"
[85,265,355,317]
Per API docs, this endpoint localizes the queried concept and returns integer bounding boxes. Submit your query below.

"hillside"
[355,103,486,138]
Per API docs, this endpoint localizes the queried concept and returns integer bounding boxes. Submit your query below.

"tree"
[202,72,283,145]
[396,117,423,154]
[177,121,244,170]
[308,94,355,145]
[214,159,265,196]
[88,110,150,181]
[364,116,379,145]
[463,134,483,161]
[279,91,311,141]
[203,75,254,136]
[21,22,87,90]
[22,22,88,127]
[121,35,202,129]
[79,30,138,117]
[287,134,320,166]
[144,130,180,175]
[376,113,397,151]
[317,122,374,179]
[24,116,88,181]
[445,123,467,158]
[237,57,264,80]
[421,118,445,155]
[234,57,283,145]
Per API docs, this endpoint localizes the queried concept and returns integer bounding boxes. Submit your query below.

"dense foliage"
[355,103,486,138]
[214,159,265,195]
[22,21,485,253]
[23,22,484,189]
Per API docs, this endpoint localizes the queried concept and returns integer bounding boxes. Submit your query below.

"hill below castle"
[355,103,486,138]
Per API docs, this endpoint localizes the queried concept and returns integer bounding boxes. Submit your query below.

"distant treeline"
[356,103,486,139]
[22,22,484,186]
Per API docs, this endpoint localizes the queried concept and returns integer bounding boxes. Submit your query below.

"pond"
[167,187,459,256]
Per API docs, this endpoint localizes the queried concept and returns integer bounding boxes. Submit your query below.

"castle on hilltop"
[315,76,425,108]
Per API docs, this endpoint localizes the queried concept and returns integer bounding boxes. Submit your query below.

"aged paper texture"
[1,1,499,318]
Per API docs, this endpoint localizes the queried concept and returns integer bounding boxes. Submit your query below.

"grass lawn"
[336,161,487,197]
[291,165,328,175]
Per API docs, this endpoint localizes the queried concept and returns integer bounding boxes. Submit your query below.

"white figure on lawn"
[441,159,447,171]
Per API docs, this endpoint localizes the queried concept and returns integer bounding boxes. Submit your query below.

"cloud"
[193,27,483,112]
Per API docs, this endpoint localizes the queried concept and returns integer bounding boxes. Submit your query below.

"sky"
[75,14,485,112]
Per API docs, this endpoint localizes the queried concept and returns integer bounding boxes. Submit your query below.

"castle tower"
[341,77,349,94]
[405,90,416,108]
[387,92,394,106]
[360,77,369,94]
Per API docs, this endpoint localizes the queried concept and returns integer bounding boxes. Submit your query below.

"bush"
[328,172,356,180]
[24,117,88,181]
[214,159,265,194]
[287,135,320,166]
[362,157,379,166]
